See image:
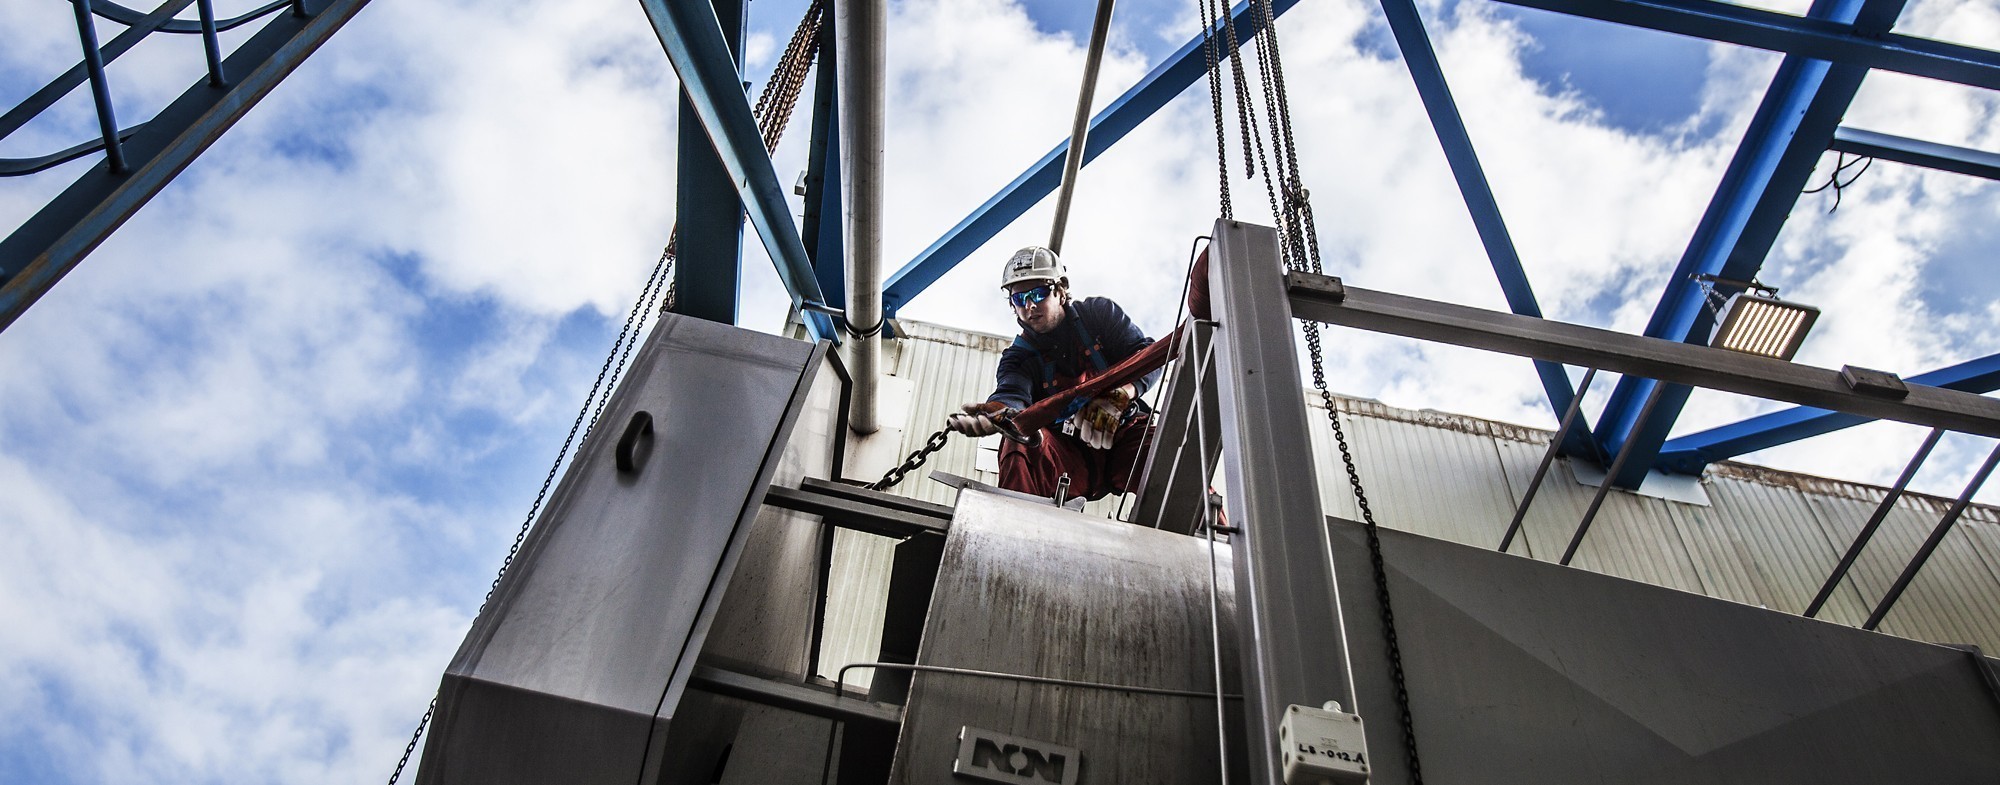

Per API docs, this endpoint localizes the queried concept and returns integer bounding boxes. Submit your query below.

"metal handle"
[616,410,654,475]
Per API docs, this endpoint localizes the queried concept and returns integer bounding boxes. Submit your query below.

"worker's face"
[1009,280,1065,334]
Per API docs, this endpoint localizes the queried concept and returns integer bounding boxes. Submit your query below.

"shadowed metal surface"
[1332,517,2000,784]
[415,315,822,785]
[889,487,1243,784]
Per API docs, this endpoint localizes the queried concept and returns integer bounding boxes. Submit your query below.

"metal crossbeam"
[878,0,1300,316]
[0,0,375,334]
[1491,0,2000,91]
[1655,353,2000,473]
[638,0,828,326]
[1286,273,2000,439]
[1592,0,1906,485]
[1377,0,1594,455]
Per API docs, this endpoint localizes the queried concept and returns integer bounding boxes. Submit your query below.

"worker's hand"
[946,402,1001,437]
[1073,385,1132,450]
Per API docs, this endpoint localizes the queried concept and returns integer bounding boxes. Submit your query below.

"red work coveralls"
[988,297,1162,500]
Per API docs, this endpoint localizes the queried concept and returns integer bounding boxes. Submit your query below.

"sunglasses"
[1008,285,1054,308]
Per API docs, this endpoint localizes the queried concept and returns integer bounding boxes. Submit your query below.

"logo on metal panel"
[952,726,1080,785]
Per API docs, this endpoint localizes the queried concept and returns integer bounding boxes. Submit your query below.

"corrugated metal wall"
[820,319,2000,686]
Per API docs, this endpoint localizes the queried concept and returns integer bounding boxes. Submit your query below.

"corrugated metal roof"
[845,317,2000,655]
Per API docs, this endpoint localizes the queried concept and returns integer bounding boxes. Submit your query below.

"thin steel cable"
[1114,236,1212,522]
[1190,332,1233,785]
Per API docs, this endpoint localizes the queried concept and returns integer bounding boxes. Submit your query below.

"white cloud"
[3,0,1999,781]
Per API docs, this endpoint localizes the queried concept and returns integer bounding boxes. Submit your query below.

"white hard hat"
[1000,246,1066,289]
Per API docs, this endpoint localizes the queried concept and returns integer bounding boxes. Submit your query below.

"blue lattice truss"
[8,0,2000,482]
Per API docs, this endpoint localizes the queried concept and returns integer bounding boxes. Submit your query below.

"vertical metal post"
[1803,427,1942,618]
[671,0,747,325]
[71,0,127,174]
[1209,219,1355,784]
[1561,380,1666,566]
[1046,0,1115,255]
[835,0,884,434]
[1499,367,1596,553]
[195,0,226,86]
[1863,440,2000,630]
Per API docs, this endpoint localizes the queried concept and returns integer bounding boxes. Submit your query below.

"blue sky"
[3,0,1999,781]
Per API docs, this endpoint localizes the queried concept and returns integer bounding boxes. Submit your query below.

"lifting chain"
[1200,0,1423,780]
[383,3,827,782]
[867,429,950,491]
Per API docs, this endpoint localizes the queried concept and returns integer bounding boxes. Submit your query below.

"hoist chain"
[383,3,828,783]
[867,429,951,491]
[1197,0,1231,218]
[1199,1,1424,780]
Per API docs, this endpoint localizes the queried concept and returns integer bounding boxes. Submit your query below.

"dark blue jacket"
[988,297,1160,415]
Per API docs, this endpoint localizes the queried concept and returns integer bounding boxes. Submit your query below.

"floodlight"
[1710,290,1819,360]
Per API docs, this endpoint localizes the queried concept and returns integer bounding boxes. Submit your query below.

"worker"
[946,246,1162,500]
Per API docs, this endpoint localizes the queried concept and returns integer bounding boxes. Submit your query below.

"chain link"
[382,4,827,782]
[867,429,951,491]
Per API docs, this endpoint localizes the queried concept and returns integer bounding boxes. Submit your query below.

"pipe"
[835,0,885,434]
[1047,0,1116,255]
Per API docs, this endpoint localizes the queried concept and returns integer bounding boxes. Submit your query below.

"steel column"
[879,0,1301,317]
[800,10,845,302]
[1593,0,1906,486]
[1209,220,1356,784]
[1656,353,2000,473]
[0,0,376,333]
[1377,0,1594,455]
[638,0,829,326]
[671,0,747,325]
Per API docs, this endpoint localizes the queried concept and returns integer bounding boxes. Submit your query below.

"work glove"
[1073,386,1132,450]
[946,402,1002,437]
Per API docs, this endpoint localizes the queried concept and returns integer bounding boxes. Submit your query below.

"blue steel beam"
[1657,354,2000,473]
[879,0,1300,317]
[1592,0,1906,487]
[1492,0,2000,92]
[1831,126,2000,181]
[638,0,829,331]
[0,0,375,333]
[800,10,845,307]
[672,0,747,325]
[1377,0,1595,456]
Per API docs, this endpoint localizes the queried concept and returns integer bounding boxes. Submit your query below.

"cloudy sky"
[2,0,1997,781]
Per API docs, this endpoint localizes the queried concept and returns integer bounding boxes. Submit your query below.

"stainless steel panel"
[890,488,1242,784]
[704,348,848,677]
[1332,518,2000,784]
[416,315,824,785]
